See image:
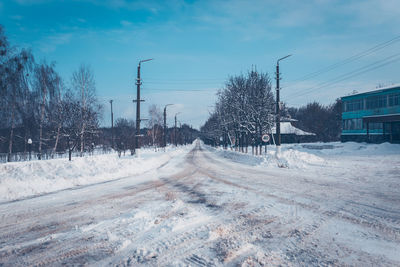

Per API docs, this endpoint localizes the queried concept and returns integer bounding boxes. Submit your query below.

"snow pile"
[210,141,400,169]
[208,147,265,166]
[300,141,400,156]
[270,148,325,169]
[209,145,325,169]
[0,146,191,202]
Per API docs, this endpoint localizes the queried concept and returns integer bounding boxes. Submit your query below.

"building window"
[345,99,364,111]
[366,95,387,109]
[371,122,383,130]
[343,118,363,130]
[388,93,400,106]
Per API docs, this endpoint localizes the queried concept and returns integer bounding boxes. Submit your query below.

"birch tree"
[71,64,98,156]
[33,62,58,159]
[147,104,163,149]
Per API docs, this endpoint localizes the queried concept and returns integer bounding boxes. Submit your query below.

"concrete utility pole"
[174,112,181,146]
[276,54,291,157]
[163,104,173,149]
[109,100,114,149]
[133,58,153,156]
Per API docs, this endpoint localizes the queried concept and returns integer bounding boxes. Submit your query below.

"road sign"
[261,134,270,143]
[230,136,235,145]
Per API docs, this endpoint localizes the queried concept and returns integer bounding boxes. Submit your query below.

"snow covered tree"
[201,69,275,153]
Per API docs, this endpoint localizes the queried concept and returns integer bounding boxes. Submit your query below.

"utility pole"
[276,54,291,157]
[163,104,173,150]
[109,100,114,149]
[133,58,153,156]
[174,112,181,146]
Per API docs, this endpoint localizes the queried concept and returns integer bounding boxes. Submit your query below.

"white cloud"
[14,0,51,5]
[83,0,163,12]
[37,33,73,53]
[347,0,400,28]
[10,15,23,20]
[120,20,132,27]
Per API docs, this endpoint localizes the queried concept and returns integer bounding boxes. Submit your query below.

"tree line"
[200,68,342,150]
[0,25,103,161]
[109,105,199,156]
[287,99,342,142]
[0,25,199,162]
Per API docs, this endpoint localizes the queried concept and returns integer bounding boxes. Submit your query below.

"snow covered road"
[0,141,399,266]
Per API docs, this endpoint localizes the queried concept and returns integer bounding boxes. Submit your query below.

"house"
[341,85,400,143]
[271,121,316,143]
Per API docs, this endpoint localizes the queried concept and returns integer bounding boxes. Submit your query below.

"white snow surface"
[0,140,400,266]
[0,146,189,202]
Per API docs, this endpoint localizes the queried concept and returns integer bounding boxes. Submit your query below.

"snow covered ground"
[0,140,399,266]
[0,146,190,202]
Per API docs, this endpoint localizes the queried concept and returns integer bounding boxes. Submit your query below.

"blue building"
[341,85,400,143]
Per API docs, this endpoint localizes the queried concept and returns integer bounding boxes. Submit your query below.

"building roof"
[271,122,315,136]
[341,84,400,100]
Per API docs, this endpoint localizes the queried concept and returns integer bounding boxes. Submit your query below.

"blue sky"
[2,0,400,128]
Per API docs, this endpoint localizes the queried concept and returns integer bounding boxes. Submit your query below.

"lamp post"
[174,112,181,146]
[109,100,114,149]
[163,104,173,150]
[27,138,32,160]
[134,58,153,157]
[275,54,291,158]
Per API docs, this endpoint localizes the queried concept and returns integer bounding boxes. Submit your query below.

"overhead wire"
[285,52,400,105]
[285,34,400,87]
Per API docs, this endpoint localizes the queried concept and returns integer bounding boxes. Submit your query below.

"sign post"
[261,134,270,155]
[261,134,270,143]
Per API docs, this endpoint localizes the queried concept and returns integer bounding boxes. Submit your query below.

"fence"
[0,146,115,164]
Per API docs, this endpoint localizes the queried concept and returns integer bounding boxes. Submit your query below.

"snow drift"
[0,147,190,202]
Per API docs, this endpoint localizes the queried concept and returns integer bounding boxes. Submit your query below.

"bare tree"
[52,77,64,153]
[2,45,34,160]
[60,90,82,161]
[71,64,98,156]
[33,62,58,159]
[147,104,163,149]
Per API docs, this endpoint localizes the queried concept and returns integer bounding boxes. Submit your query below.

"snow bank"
[209,145,325,169]
[297,141,400,156]
[208,147,265,166]
[269,148,325,169]
[0,146,190,203]
[210,142,400,169]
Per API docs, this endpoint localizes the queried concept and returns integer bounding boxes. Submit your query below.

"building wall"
[341,86,400,143]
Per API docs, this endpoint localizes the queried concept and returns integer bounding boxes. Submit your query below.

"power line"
[144,81,221,85]
[141,87,215,92]
[290,52,400,97]
[286,53,400,104]
[285,34,400,87]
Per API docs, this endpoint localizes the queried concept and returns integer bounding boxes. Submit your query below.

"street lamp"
[164,104,174,149]
[134,58,153,157]
[27,138,32,160]
[109,100,114,149]
[174,112,181,146]
[276,54,292,157]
